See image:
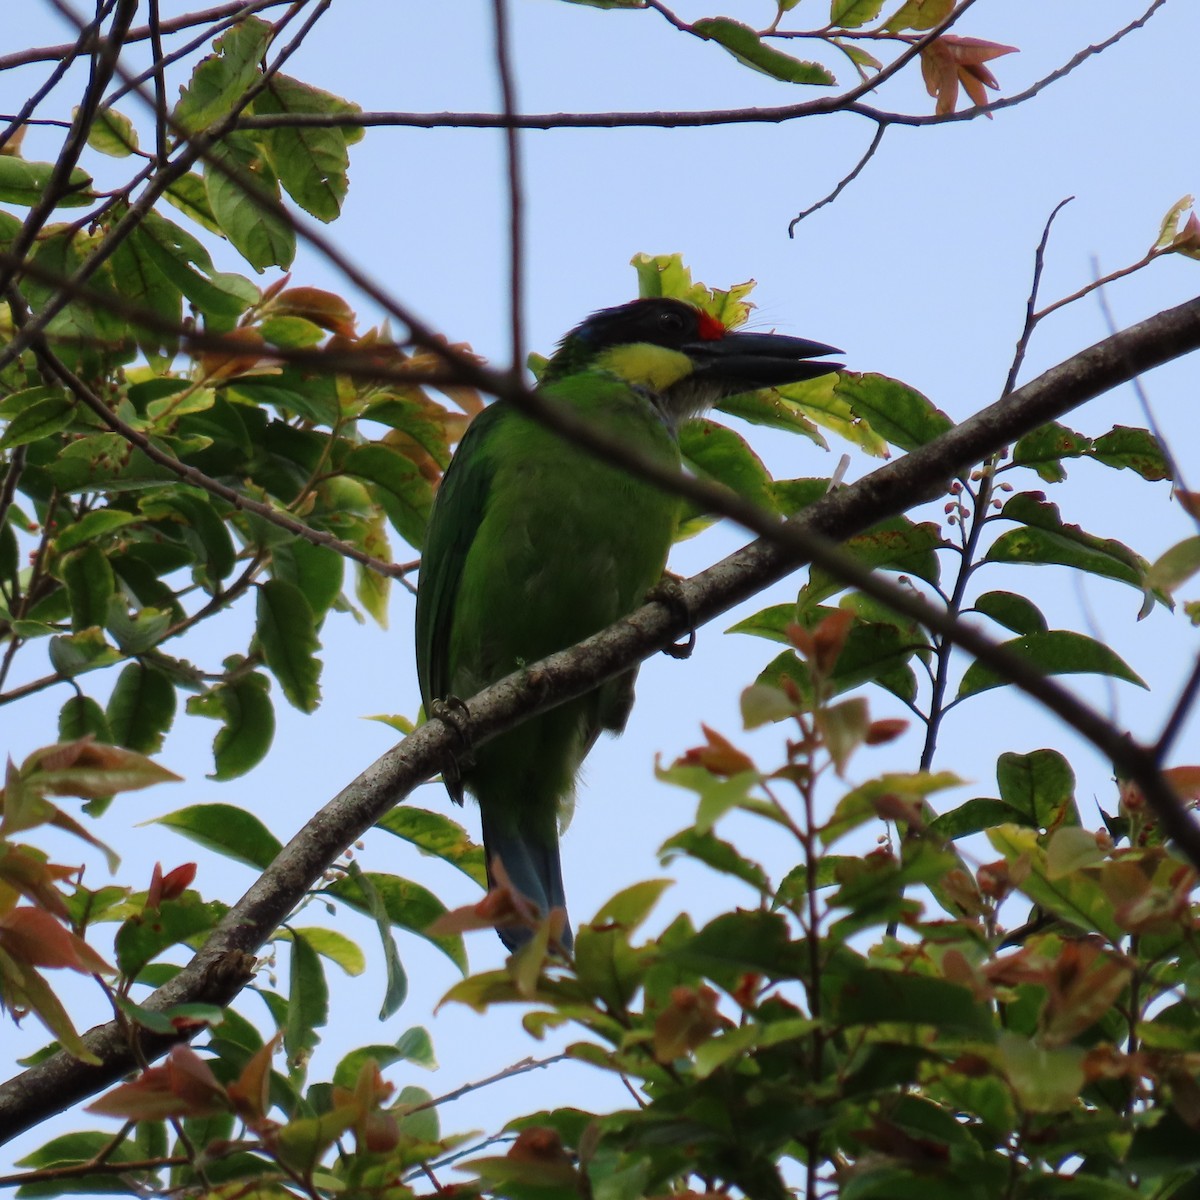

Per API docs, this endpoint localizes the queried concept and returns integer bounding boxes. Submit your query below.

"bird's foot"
[430,695,474,801]
[646,573,696,660]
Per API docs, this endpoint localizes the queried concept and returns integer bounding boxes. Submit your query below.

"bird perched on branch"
[415,297,840,950]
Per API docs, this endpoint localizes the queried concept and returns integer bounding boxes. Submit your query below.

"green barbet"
[415,298,840,949]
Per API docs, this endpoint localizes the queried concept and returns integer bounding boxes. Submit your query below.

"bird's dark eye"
[657,309,687,334]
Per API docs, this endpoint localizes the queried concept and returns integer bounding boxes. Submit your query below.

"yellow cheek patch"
[594,343,694,392]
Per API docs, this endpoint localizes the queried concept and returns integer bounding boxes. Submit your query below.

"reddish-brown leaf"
[269,286,357,338]
[920,35,1018,116]
[0,907,110,974]
[673,725,756,778]
[88,1045,229,1120]
[653,985,725,1062]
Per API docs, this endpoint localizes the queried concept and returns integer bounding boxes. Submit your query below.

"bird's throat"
[592,342,695,396]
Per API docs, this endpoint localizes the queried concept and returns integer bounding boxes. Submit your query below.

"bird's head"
[543,297,842,422]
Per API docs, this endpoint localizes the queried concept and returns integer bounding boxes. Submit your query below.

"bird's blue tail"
[481,812,573,952]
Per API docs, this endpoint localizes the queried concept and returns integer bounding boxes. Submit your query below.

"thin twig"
[146,0,169,165]
[0,0,293,71]
[0,0,138,299]
[1006,197,1075,392]
[491,0,525,375]
[0,1,114,153]
[237,0,1165,137]
[407,1053,570,1115]
[789,123,885,234]
[1157,653,1200,763]
[0,1155,186,1189]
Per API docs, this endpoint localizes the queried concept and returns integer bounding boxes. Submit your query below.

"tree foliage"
[3,1,1200,1197]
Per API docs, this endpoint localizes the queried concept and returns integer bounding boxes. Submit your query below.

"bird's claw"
[646,574,696,660]
[430,695,473,802]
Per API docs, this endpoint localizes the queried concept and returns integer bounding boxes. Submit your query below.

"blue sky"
[3,0,1198,1181]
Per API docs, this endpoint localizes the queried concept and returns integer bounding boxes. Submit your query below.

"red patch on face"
[696,311,726,340]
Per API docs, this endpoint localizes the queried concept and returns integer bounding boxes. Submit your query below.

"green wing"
[414,401,509,712]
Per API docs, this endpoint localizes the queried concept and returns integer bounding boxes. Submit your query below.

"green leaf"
[806,515,946,599]
[174,16,273,133]
[1089,425,1171,481]
[996,749,1077,829]
[1147,536,1200,594]
[253,73,362,221]
[376,807,487,888]
[61,544,115,632]
[47,628,122,678]
[679,419,774,512]
[717,388,825,446]
[49,433,179,494]
[326,869,466,975]
[332,1028,437,1089]
[270,539,344,621]
[163,171,222,234]
[52,509,140,554]
[1012,422,1092,483]
[115,894,226,979]
[823,771,962,846]
[835,372,954,451]
[885,0,954,31]
[141,490,235,584]
[354,516,392,627]
[0,158,93,208]
[204,135,295,272]
[332,865,407,1018]
[693,18,836,84]
[987,825,1121,940]
[776,855,863,903]
[230,367,339,425]
[831,0,885,27]
[0,387,75,448]
[1045,825,1106,878]
[255,579,322,712]
[998,1032,1086,1114]
[654,763,760,835]
[956,630,1147,699]
[106,662,176,754]
[186,672,276,780]
[659,828,769,891]
[105,598,172,656]
[341,444,434,550]
[284,929,329,1061]
[987,492,1150,595]
[972,590,1048,636]
[155,803,283,872]
[134,214,254,320]
[755,622,924,705]
[835,966,993,1036]
[592,879,673,933]
[286,926,365,976]
[775,374,888,456]
[668,910,802,984]
[58,695,112,744]
[83,106,138,157]
[110,235,182,359]
[927,797,1031,840]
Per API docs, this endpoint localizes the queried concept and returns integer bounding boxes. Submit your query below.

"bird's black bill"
[686,330,843,388]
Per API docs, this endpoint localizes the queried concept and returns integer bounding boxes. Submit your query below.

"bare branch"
[235,0,1163,136]
[788,123,885,234]
[0,0,294,71]
[492,0,525,375]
